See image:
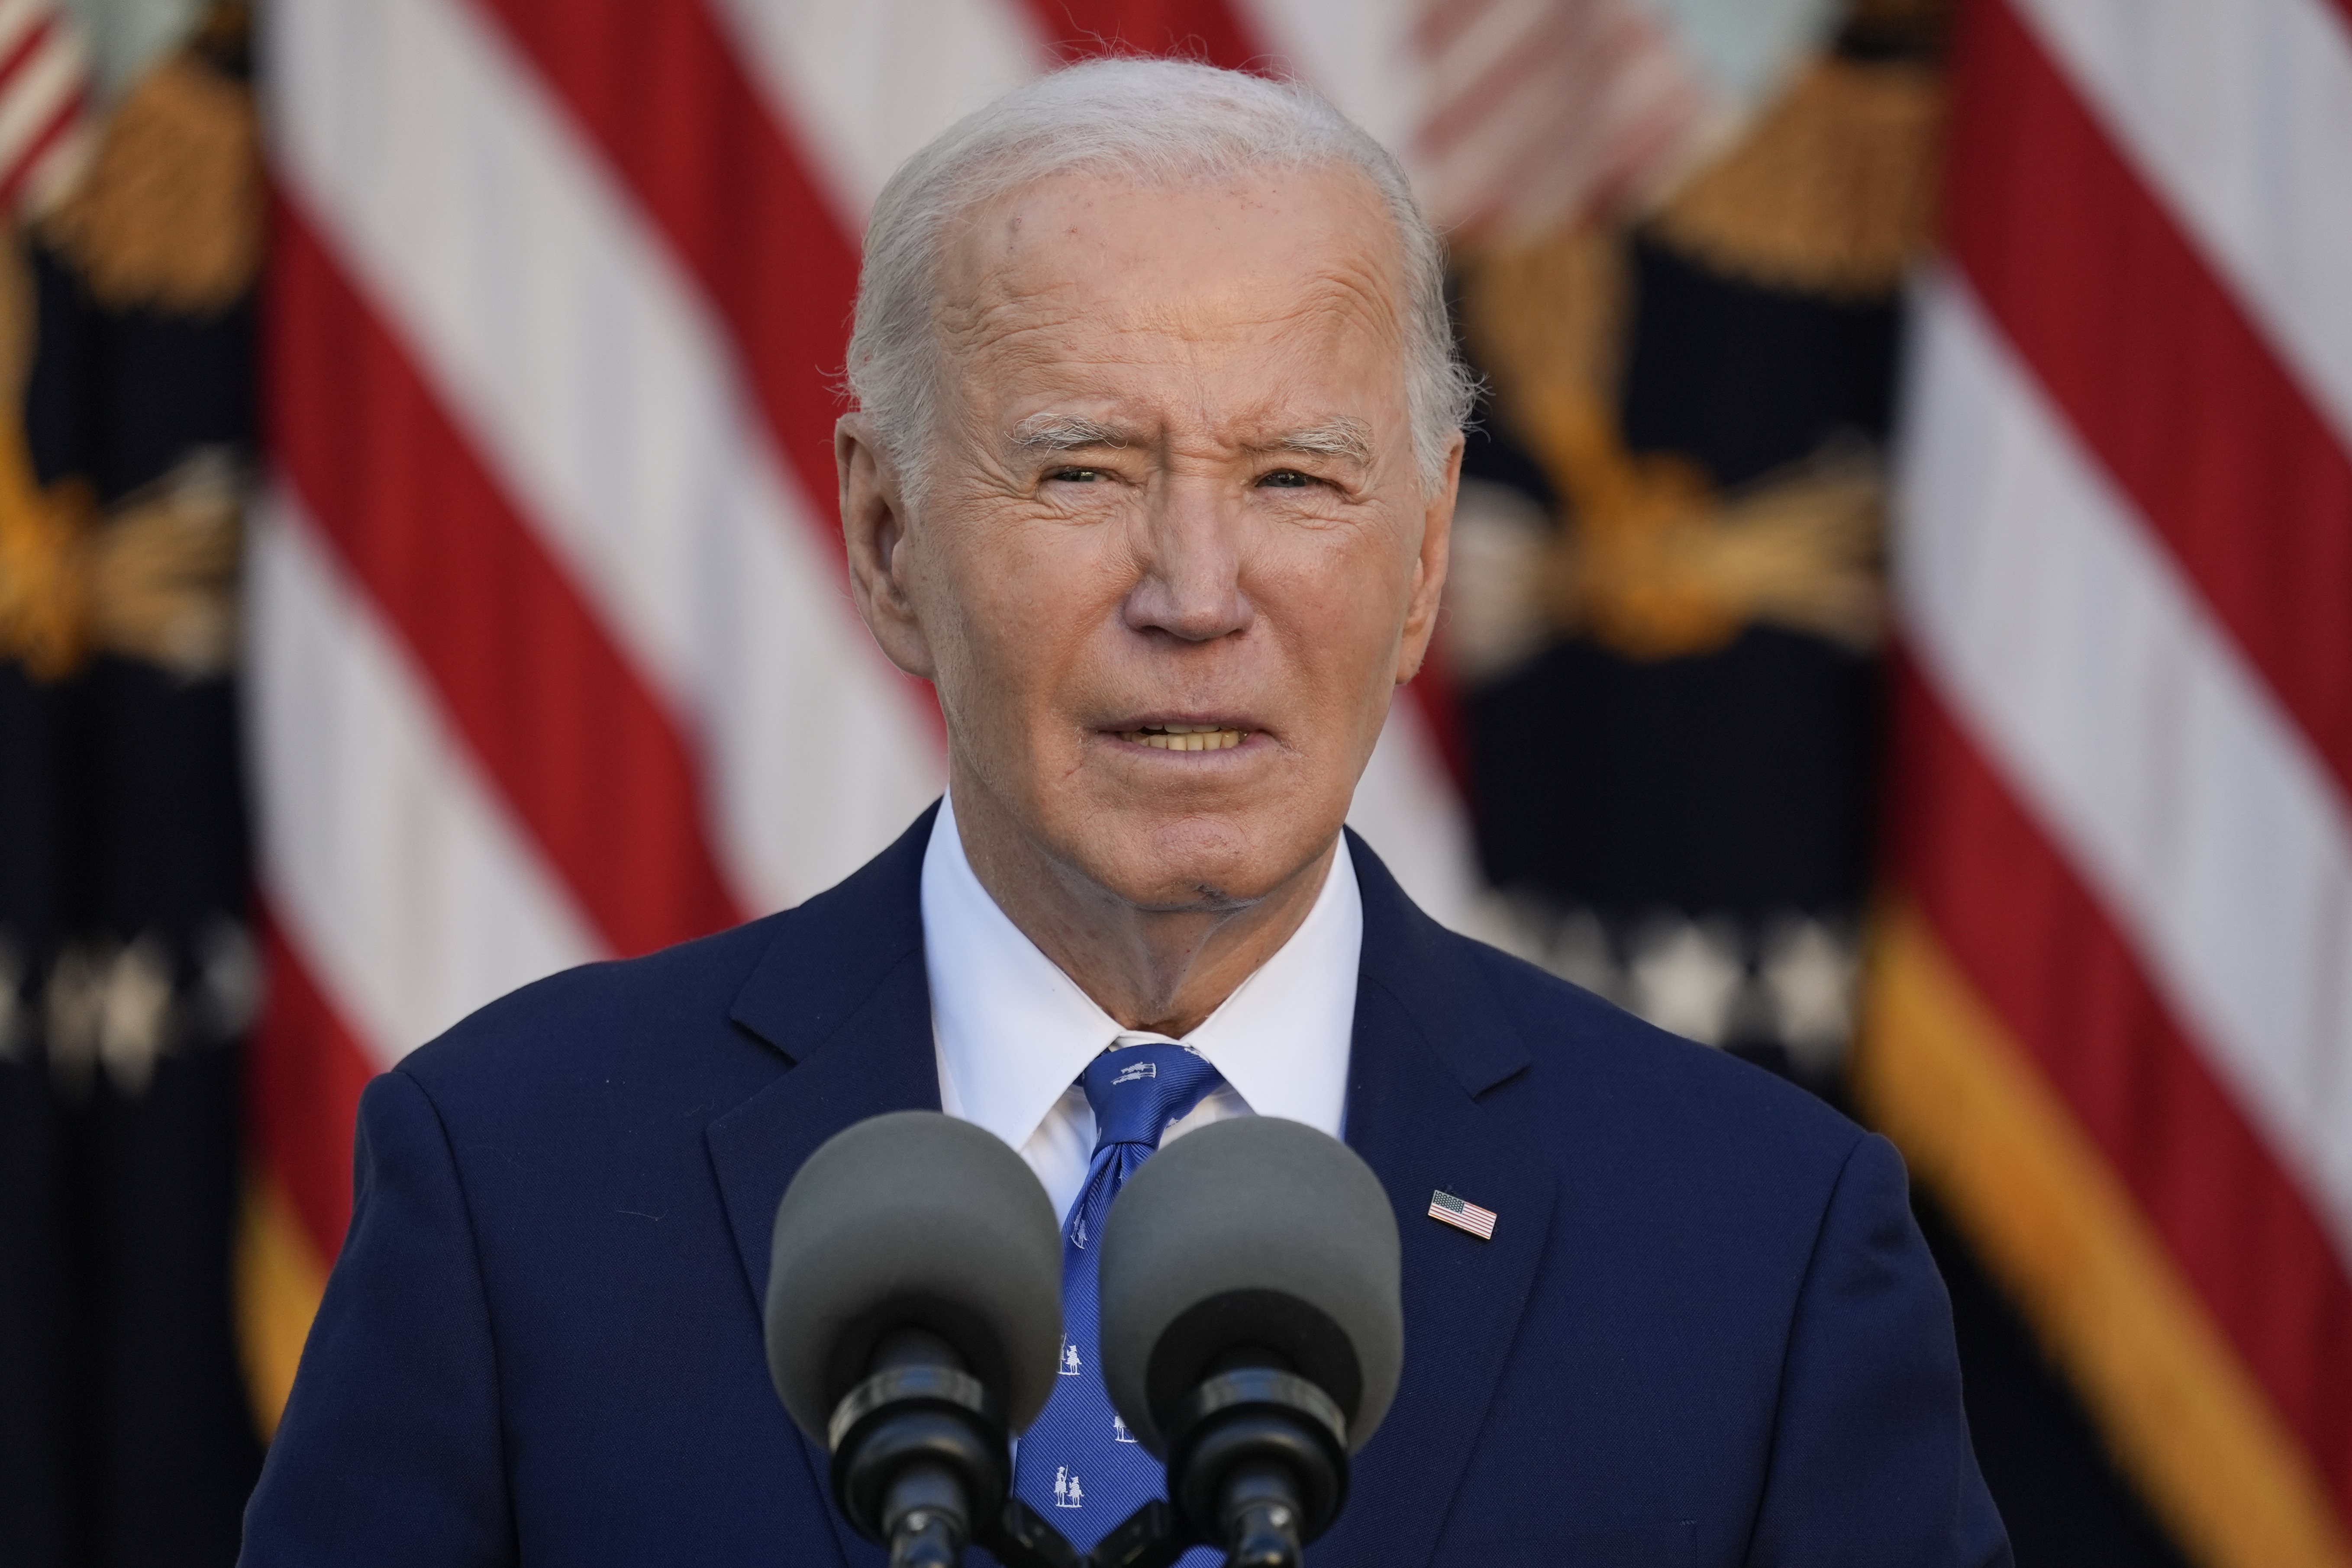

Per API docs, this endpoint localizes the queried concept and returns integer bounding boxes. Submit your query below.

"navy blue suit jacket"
[242,809,2009,1567]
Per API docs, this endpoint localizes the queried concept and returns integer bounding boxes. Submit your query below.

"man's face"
[849,164,1456,913]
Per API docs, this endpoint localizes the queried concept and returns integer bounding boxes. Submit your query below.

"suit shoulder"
[1457,933,1867,1170]
[394,913,792,1103]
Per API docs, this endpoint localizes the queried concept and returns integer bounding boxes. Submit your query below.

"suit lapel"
[1324,834,1558,1568]
[704,806,942,1568]
[705,804,945,1313]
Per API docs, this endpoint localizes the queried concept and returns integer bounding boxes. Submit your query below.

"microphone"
[1095,1117,1403,1568]
[765,1111,1071,1568]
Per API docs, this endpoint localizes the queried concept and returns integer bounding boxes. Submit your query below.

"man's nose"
[1120,480,1254,643]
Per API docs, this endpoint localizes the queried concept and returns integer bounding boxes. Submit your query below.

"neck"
[949,784,1337,1038]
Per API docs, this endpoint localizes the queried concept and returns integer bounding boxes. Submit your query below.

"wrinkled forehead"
[931,163,1413,387]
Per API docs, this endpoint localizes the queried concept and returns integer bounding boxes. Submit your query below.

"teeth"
[1119,726,1248,751]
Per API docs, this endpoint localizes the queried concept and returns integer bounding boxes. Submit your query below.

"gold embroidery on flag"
[84,450,245,677]
[43,8,259,317]
[1649,55,1944,303]
[0,230,100,680]
[0,440,244,682]
[1459,225,1887,661]
[1452,11,1961,664]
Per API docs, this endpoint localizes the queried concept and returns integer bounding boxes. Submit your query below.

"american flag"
[1859,0,2352,1562]
[238,0,1740,1431]
[234,9,2352,1559]
[1429,1188,1498,1240]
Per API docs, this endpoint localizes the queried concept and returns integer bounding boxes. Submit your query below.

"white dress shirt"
[923,792,1361,1224]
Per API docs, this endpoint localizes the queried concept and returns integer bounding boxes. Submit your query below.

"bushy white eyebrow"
[1010,413,1129,454]
[1010,413,1375,466]
[1255,417,1374,466]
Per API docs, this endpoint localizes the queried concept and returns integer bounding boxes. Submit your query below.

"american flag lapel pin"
[1428,1189,1497,1241]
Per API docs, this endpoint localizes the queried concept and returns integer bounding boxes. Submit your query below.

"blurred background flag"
[0,3,263,1564]
[6,1,2342,1565]
[1859,3,2352,1567]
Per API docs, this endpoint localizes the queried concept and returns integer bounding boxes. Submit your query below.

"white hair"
[845,58,1477,500]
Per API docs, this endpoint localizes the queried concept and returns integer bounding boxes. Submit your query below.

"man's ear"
[1394,433,1462,684]
[838,413,937,680]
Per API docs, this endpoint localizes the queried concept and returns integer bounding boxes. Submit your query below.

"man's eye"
[1258,469,1316,489]
[1048,466,1106,484]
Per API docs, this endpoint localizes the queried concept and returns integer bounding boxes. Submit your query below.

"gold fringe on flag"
[1856,903,2352,1568]
[236,1173,329,1439]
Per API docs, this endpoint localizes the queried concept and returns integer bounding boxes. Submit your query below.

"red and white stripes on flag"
[244,0,1588,1423]
[1413,0,1715,235]
[1428,1188,1499,1239]
[1866,1,2352,1564]
[0,0,91,215]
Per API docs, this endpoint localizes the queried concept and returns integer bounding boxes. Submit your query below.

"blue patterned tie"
[1013,1038,1228,1559]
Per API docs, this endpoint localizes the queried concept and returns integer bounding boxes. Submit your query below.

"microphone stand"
[975,1364,1350,1568]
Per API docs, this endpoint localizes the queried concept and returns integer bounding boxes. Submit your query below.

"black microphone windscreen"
[765,1111,1064,1442]
[1096,1116,1402,1458]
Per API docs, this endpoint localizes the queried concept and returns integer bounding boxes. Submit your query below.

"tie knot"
[1081,1037,1226,1150]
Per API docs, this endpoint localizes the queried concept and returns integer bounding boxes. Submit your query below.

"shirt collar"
[922,792,1360,1151]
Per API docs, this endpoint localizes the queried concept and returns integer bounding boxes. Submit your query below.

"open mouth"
[1116,721,1250,752]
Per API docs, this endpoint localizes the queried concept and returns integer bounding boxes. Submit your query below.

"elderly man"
[241,60,2008,1568]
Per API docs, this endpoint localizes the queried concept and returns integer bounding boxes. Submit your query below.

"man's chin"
[1055,809,1336,916]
